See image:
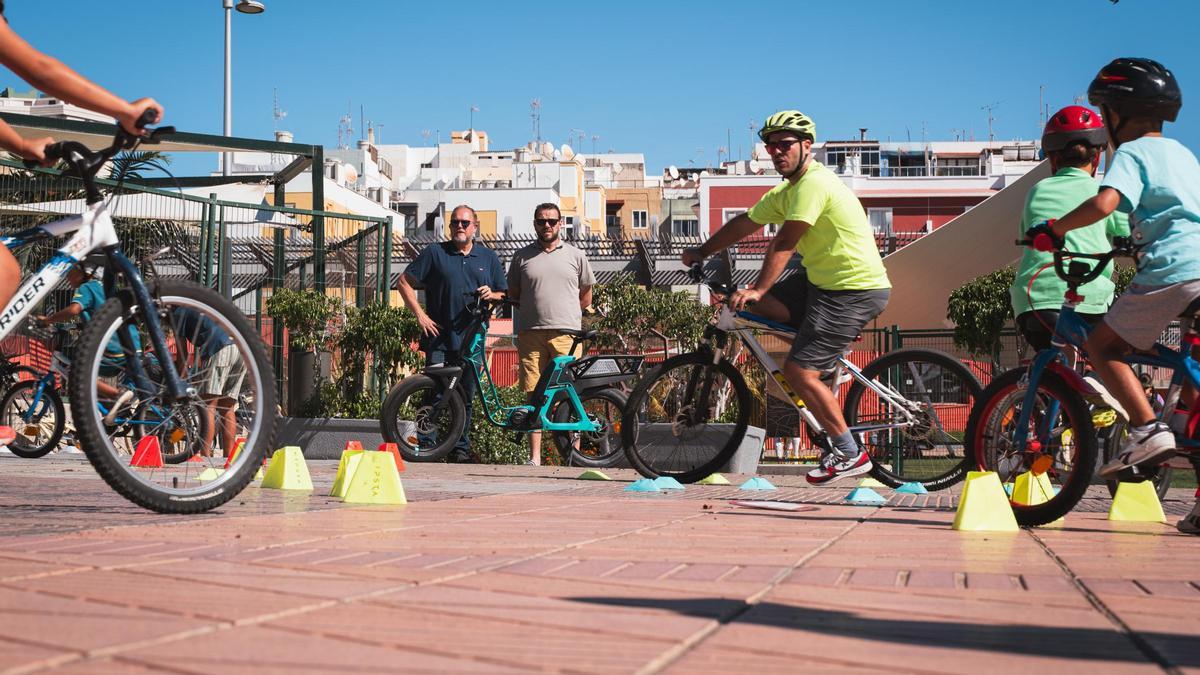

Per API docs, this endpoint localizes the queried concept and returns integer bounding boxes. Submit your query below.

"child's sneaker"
[1098,422,1176,478]
[1177,502,1200,535]
[806,450,872,485]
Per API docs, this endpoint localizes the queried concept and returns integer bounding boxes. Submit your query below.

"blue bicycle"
[966,237,1200,526]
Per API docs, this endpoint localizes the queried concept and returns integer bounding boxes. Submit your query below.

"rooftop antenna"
[337,102,353,150]
[272,87,287,131]
[376,123,384,144]
[360,104,365,142]
[421,129,431,147]
[591,134,599,156]
[981,101,1001,143]
[530,98,542,143]
[1039,85,1046,132]
[469,104,479,131]
[748,119,756,160]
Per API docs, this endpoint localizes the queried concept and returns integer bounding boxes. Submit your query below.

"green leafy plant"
[266,288,342,352]
[590,275,711,354]
[469,385,532,465]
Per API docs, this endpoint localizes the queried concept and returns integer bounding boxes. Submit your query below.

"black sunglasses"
[450,219,474,228]
[535,217,560,226]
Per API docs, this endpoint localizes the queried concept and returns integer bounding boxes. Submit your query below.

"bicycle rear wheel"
[70,280,277,514]
[379,375,467,462]
[620,352,749,483]
[550,387,626,467]
[843,348,982,490]
[965,367,1096,527]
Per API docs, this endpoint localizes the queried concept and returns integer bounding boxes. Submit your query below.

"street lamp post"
[223,0,265,176]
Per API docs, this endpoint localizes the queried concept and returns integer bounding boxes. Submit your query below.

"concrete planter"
[278,417,384,460]
[612,423,766,475]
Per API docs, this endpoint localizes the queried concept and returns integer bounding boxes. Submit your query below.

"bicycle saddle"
[561,328,598,341]
[424,364,463,378]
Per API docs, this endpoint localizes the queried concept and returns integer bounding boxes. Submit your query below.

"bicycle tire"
[380,375,467,462]
[1101,418,1173,500]
[965,367,1097,527]
[0,379,64,458]
[70,280,277,514]
[550,387,626,467]
[620,352,749,483]
[843,348,982,490]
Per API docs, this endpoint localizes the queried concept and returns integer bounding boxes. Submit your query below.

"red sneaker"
[806,450,872,485]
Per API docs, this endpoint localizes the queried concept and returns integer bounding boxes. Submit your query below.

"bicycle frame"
[709,305,921,440]
[0,201,190,402]
[434,308,598,433]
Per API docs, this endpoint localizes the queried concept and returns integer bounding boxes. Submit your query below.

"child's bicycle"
[0,324,209,463]
[0,114,277,513]
[618,264,983,486]
[379,291,643,466]
[966,237,1200,526]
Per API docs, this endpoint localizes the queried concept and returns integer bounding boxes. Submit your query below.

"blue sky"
[3,0,1198,177]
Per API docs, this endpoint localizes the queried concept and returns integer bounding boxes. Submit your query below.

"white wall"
[442,187,558,237]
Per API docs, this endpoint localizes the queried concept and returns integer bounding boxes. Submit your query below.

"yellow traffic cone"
[260,446,313,491]
[1011,469,1063,527]
[196,467,225,482]
[952,471,1019,532]
[342,451,406,505]
[857,476,888,489]
[696,473,731,485]
[1108,480,1166,523]
[330,444,366,497]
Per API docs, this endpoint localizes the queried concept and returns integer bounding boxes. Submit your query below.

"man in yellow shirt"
[684,110,891,484]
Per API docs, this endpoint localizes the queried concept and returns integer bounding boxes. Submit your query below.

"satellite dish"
[667,165,679,180]
[611,162,624,174]
[553,149,562,161]
[699,170,710,177]
[541,141,555,157]
[560,144,575,160]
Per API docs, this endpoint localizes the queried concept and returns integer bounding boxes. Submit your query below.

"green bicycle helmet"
[759,110,816,143]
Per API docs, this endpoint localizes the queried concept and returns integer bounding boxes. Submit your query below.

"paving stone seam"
[1026,529,1182,674]
[632,513,869,675]
[19,501,711,672]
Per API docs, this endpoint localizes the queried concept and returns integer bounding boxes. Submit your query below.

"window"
[632,210,648,229]
[671,218,699,237]
[867,208,893,236]
[564,216,575,239]
[722,208,747,224]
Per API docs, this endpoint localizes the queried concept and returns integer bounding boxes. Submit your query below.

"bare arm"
[0,20,161,135]
[38,302,81,324]
[1052,188,1121,237]
[579,285,592,310]
[754,220,808,291]
[397,272,439,337]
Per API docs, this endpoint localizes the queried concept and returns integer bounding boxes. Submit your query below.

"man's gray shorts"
[766,274,890,371]
[1105,279,1200,350]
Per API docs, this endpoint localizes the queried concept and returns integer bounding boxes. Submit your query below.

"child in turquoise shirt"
[1027,58,1200,535]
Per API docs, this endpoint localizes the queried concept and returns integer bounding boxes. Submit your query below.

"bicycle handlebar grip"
[688,262,704,282]
[1031,233,1057,252]
[21,142,68,169]
[136,108,159,129]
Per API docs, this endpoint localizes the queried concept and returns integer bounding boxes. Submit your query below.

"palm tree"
[108,150,172,181]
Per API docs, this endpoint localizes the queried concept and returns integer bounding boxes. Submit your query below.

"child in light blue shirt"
[1025,58,1200,535]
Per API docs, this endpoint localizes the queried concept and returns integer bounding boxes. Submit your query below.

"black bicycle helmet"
[1088,57,1182,122]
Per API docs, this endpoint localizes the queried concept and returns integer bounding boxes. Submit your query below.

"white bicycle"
[1,114,277,512]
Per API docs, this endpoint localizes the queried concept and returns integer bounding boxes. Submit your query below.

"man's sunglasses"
[450,219,474,228]
[764,139,802,153]
[535,218,560,226]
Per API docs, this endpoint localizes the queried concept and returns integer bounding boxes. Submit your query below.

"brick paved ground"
[0,453,1195,673]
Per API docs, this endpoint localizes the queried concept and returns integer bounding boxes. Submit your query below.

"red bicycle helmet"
[1042,105,1108,153]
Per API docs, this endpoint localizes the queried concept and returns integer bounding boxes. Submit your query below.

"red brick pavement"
[0,456,1193,673]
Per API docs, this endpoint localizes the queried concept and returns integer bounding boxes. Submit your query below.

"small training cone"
[377,442,406,473]
[577,470,611,481]
[1108,480,1166,523]
[625,478,660,492]
[857,476,888,489]
[1011,470,1055,506]
[1003,482,1014,496]
[697,473,730,485]
[952,471,1019,532]
[259,446,313,491]
[196,467,225,481]
[342,451,407,505]
[845,487,887,504]
[223,436,248,469]
[653,476,685,490]
[895,482,928,494]
[330,450,365,498]
[130,436,163,468]
[254,466,264,481]
[739,477,777,491]
[187,453,205,464]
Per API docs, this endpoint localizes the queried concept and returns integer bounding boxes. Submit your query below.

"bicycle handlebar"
[22,109,174,177]
[1015,236,1137,286]
[689,262,738,298]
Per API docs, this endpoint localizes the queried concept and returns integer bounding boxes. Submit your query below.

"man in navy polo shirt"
[397,204,506,462]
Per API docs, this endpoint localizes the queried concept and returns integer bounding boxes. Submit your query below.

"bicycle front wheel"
[620,352,749,483]
[0,379,63,458]
[843,348,982,490]
[70,280,277,513]
[380,375,467,462]
[551,387,626,467]
[965,367,1097,527]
